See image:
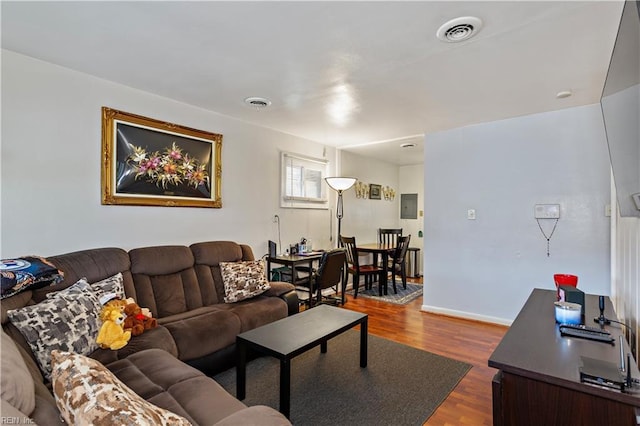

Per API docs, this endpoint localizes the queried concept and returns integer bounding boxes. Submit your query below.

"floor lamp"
[325,177,357,247]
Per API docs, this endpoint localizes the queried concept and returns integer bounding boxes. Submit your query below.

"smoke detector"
[556,90,572,99]
[436,16,483,43]
[244,97,272,109]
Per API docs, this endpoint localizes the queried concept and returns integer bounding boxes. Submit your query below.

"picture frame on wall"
[369,184,382,200]
[101,107,222,208]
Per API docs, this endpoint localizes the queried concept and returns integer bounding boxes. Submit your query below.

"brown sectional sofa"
[1,241,298,425]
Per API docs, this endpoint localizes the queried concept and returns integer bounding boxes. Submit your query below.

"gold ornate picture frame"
[101,107,222,208]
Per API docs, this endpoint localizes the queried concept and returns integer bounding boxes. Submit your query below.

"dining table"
[355,242,395,296]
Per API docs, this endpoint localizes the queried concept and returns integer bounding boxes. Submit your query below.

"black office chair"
[341,236,384,298]
[307,249,346,307]
[389,234,411,292]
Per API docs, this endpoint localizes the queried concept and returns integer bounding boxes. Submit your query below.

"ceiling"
[1,1,624,166]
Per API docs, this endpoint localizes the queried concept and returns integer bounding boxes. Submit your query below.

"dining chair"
[341,236,384,298]
[373,228,403,281]
[307,249,346,307]
[378,228,402,247]
[389,234,411,293]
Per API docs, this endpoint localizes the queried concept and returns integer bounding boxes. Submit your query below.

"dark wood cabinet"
[489,289,640,426]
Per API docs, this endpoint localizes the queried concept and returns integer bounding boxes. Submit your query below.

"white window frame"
[280,151,329,209]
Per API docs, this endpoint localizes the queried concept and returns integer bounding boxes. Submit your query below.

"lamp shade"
[325,177,357,192]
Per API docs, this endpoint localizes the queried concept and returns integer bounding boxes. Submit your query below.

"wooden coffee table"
[236,305,368,418]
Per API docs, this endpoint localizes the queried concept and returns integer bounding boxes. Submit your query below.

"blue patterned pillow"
[1,256,63,299]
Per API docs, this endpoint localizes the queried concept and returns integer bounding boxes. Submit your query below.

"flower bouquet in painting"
[129,142,209,190]
[114,123,213,200]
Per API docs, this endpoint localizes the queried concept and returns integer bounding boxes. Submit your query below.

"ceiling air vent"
[244,97,272,109]
[436,17,483,43]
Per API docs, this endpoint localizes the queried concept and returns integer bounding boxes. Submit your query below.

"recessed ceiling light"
[556,90,572,99]
[244,97,272,109]
[436,16,483,43]
[400,143,416,148]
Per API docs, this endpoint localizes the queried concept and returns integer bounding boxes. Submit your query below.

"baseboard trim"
[421,304,513,326]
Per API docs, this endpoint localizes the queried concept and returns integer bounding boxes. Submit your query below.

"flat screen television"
[600,0,640,217]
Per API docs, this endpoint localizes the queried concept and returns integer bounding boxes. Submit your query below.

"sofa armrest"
[264,282,299,315]
[212,405,292,426]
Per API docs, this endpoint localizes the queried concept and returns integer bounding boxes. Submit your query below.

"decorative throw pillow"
[7,279,102,380]
[1,256,64,299]
[51,350,192,425]
[220,260,270,303]
[90,272,125,303]
[46,272,125,304]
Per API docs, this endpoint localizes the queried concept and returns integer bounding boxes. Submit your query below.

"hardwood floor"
[339,280,508,426]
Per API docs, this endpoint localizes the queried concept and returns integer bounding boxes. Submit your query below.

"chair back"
[392,235,411,266]
[378,228,402,247]
[313,249,346,292]
[340,236,360,269]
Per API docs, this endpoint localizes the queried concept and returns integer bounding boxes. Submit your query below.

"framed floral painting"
[101,107,222,208]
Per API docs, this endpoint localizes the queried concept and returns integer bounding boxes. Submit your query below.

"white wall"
[339,150,399,244]
[423,104,611,323]
[0,50,337,257]
[601,84,640,217]
[399,164,424,274]
[610,176,640,356]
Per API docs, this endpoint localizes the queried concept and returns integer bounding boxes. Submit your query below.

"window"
[281,152,328,208]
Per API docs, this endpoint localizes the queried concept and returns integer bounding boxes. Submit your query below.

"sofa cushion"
[159,307,241,361]
[7,279,102,380]
[1,256,64,299]
[107,348,249,426]
[220,260,270,303]
[214,296,289,332]
[214,405,292,426]
[51,350,191,425]
[129,245,205,318]
[190,241,248,304]
[1,329,35,416]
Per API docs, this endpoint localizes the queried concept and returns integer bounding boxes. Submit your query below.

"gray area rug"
[347,282,423,305]
[213,330,470,425]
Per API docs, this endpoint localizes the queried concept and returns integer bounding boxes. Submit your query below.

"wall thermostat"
[534,204,560,219]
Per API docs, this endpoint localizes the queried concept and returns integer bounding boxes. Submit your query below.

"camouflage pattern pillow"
[220,260,270,303]
[46,272,125,304]
[7,279,102,380]
[51,350,191,426]
[90,272,125,303]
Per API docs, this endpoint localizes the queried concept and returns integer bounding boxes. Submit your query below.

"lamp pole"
[336,189,345,247]
[325,177,357,248]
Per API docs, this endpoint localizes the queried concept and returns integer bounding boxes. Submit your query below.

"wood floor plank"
[339,282,508,425]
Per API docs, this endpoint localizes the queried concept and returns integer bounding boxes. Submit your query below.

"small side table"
[407,247,421,278]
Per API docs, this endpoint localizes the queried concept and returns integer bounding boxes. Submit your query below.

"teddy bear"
[123,299,157,336]
[96,304,131,350]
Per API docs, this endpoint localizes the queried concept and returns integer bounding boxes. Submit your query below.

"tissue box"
[558,285,585,315]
